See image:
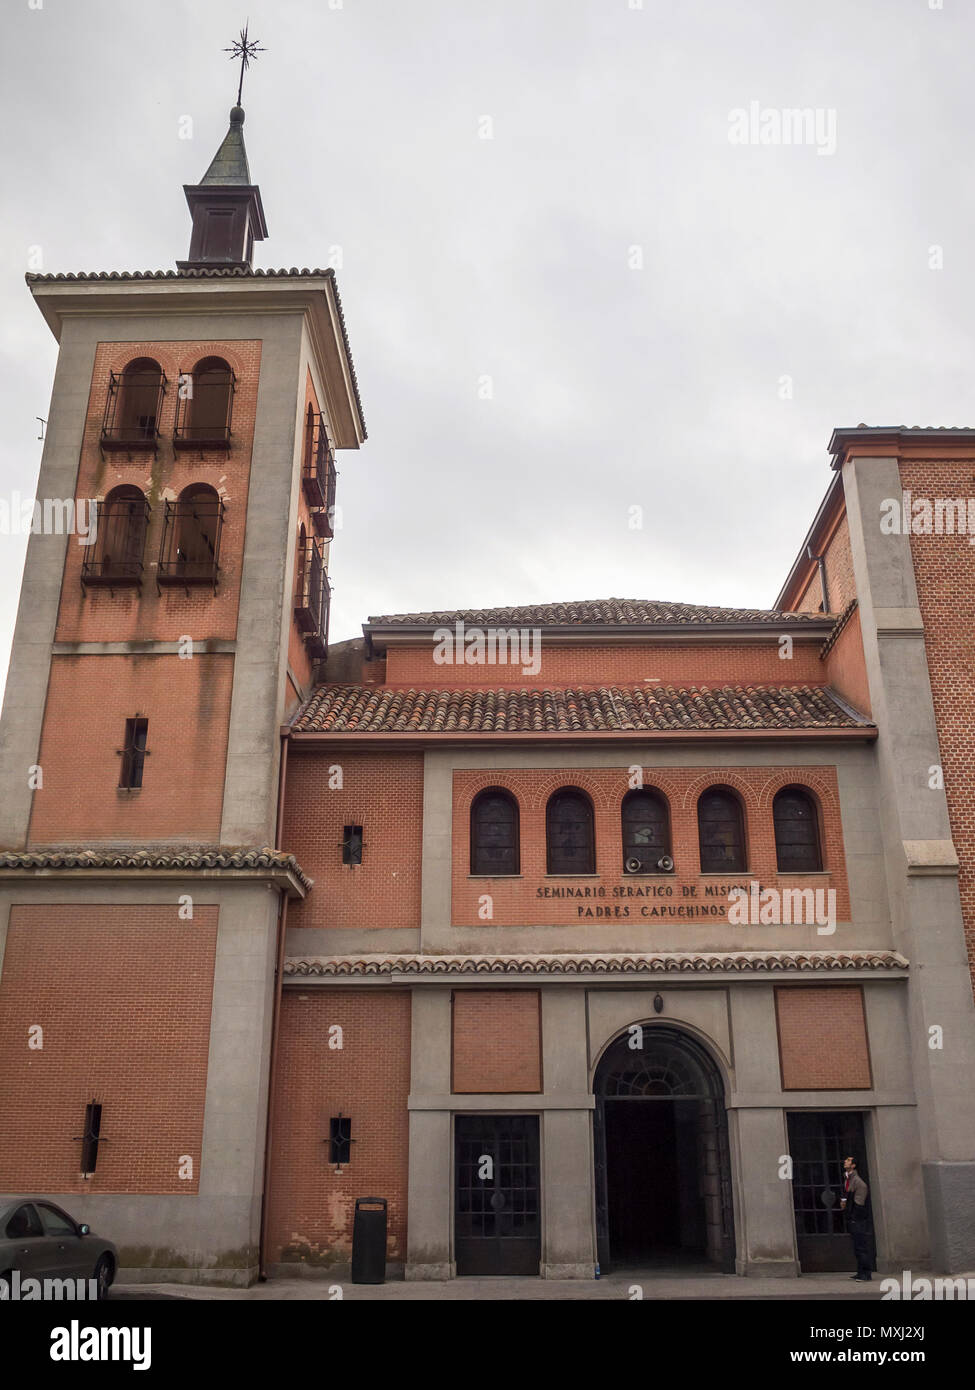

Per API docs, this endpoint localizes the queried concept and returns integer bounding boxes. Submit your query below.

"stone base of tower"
[1,1194,263,1288]
[0,872,292,1290]
[923,1162,975,1274]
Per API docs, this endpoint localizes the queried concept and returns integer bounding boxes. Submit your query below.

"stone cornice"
[25,268,365,446]
[0,846,311,898]
[284,949,908,982]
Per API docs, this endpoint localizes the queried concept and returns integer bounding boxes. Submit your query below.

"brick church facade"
[1,102,974,1285]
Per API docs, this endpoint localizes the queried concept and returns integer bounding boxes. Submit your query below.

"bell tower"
[177,105,268,272]
[0,37,365,1284]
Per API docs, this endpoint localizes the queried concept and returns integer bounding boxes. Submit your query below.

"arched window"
[99,485,147,575]
[176,484,221,571]
[158,483,225,586]
[470,789,520,875]
[547,788,595,875]
[176,356,234,446]
[82,485,149,587]
[116,358,163,439]
[296,522,307,599]
[303,403,316,472]
[302,407,336,521]
[773,786,822,872]
[698,787,746,874]
[621,788,671,873]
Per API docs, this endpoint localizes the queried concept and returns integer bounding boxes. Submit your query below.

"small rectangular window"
[80,1101,102,1176]
[329,1114,353,1166]
[119,717,148,789]
[342,825,363,866]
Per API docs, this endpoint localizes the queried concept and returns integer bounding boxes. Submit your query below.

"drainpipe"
[806,545,830,614]
[258,729,290,1279]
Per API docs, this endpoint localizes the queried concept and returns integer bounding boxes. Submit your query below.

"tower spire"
[223,23,265,107]
[176,29,268,272]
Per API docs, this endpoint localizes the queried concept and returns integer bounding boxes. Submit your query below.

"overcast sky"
[2,0,974,690]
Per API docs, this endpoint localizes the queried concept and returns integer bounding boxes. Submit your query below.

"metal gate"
[454,1115,541,1276]
[787,1111,874,1272]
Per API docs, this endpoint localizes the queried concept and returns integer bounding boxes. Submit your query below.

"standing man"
[839,1155,871,1282]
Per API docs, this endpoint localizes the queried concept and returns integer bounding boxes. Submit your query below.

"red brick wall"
[384,640,825,688]
[452,764,849,927]
[775,986,871,1089]
[824,606,871,718]
[266,989,411,1267]
[795,512,858,616]
[900,458,975,995]
[451,991,542,1093]
[56,340,261,646]
[283,750,424,929]
[28,653,233,844]
[0,905,217,1193]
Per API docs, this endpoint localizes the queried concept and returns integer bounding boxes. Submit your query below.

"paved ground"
[110,1271,920,1301]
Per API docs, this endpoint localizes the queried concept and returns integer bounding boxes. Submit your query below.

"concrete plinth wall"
[541,991,594,1278]
[405,992,453,1279]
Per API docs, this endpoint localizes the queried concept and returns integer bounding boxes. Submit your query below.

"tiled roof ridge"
[291,681,873,735]
[285,950,909,977]
[367,596,831,626]
[819,597,859,658]
[0,844,312,890]
[25,267,338,281]
[832,424,975,434]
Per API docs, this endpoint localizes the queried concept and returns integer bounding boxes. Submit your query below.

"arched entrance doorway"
[593,1025,735,1272]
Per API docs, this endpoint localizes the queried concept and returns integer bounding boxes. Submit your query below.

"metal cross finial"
[223,22,265,107]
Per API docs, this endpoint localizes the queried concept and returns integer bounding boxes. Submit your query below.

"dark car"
[0,1200,117,1300]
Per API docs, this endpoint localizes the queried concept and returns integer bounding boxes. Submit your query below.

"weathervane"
[223,22,265,107]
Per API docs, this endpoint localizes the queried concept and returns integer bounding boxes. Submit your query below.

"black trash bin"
[350,1197,387,1284]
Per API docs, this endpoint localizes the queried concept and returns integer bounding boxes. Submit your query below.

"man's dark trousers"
[849,1213,871,1279]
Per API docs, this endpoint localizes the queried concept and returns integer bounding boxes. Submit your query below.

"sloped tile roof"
[284,951,908,978]
[367,598,830,627]
[0,845,312,892]
[290,683,871,735]
[819,598,859,658]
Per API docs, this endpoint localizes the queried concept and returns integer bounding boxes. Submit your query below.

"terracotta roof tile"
[27,266,336,281]
[367,598,830,627]
[290,683,872,735]
[819,598,859,657]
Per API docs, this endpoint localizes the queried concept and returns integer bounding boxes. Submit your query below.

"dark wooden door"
[454,1115,541,1275]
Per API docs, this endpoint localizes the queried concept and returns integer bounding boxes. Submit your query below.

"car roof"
[0,1198,74,1219]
